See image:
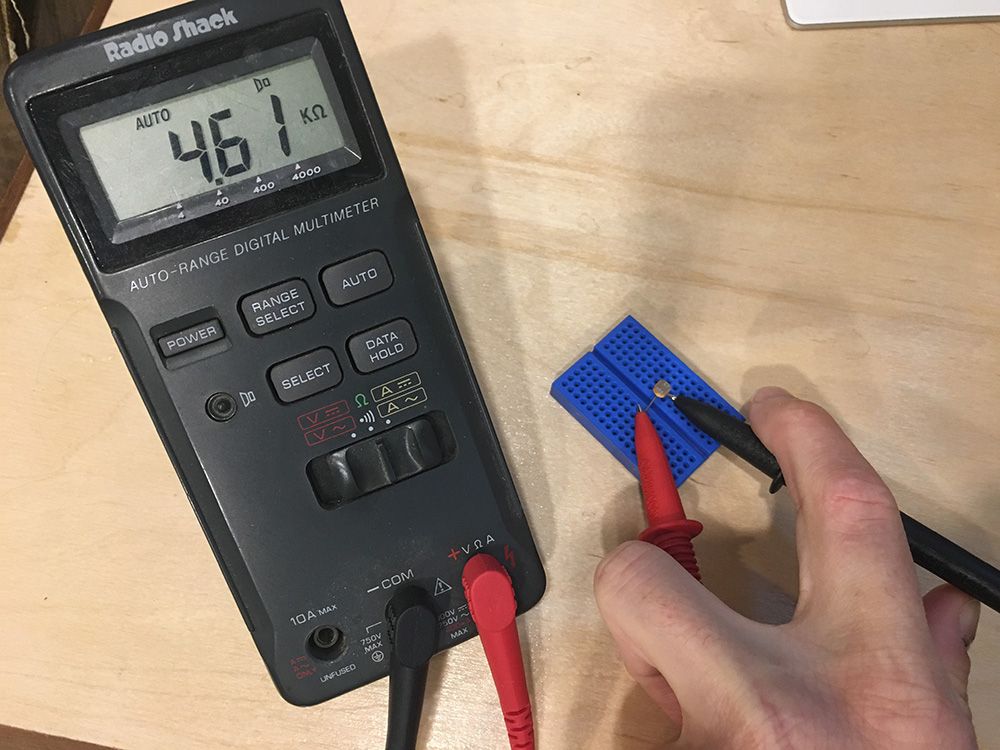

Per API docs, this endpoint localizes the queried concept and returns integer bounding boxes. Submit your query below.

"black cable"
[670,393,1000,615]
[903,514,1000,614]
[385,586,438,750]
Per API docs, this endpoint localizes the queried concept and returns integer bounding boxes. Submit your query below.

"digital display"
[68,39,361,242]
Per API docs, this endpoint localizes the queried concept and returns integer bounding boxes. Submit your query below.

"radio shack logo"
[103,7,238,62]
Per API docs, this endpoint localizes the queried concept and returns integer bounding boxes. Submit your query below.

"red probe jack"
[634,410,703,579]
[462,554,534,750]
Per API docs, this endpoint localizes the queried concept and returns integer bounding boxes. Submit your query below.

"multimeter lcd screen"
[64,39,361,243]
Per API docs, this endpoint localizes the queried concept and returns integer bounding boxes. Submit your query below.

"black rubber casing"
[4,0,544,706]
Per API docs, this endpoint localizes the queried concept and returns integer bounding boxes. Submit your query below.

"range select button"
[269,348,343,404]
[240,279,315,336]
[322,250,393,306]
[348,319,418,374]
[157,319,225,357]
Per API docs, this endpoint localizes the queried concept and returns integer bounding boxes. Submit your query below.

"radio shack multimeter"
[5,0,544,706]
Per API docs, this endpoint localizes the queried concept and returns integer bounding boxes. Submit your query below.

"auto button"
[322,250,393,306]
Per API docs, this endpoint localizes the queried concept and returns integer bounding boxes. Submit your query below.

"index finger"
[747,387,925,628]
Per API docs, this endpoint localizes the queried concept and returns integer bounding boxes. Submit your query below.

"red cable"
[634,410,703,579]
[462,554,535,750]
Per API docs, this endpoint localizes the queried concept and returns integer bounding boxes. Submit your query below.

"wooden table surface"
[2,1,998,748]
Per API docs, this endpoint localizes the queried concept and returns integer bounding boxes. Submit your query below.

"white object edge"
[783,0,1000,27]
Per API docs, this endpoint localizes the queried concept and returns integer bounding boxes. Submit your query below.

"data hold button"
[348,319,417,374]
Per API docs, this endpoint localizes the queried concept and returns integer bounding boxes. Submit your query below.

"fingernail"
[751,386,791,404]
[959,599,981,649]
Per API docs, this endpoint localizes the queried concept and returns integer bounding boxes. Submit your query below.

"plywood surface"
[1,1,998,748]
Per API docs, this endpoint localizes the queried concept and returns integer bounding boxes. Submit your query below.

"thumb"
[594,541,752,740]
[923,584,980,701]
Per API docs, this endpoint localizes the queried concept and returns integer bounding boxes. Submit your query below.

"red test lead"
[462,554,535,750]
[634,410,703,579]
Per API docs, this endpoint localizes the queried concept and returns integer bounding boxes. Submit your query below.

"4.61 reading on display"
[66,38,362,242]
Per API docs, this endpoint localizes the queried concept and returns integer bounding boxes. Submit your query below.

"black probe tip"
[769,471,786,494]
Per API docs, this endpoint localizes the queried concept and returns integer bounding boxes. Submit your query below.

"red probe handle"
[635,410,685,526]
[462,554,534,750]
[634,410,704,579]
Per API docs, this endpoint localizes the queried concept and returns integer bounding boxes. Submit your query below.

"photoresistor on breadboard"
[550,316,743,485]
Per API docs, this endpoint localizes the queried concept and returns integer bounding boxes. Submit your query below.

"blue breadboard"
[551,316,743,485]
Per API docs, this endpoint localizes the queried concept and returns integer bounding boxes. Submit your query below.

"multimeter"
[5,0,544,706]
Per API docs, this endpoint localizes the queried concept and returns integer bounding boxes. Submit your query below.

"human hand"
[594,387,980,749]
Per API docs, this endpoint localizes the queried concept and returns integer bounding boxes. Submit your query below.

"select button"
[269,348,343,404]
[240,279,315,336]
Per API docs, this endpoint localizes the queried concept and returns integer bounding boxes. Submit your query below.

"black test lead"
[651,381,1000,615]
[384,587,439,750]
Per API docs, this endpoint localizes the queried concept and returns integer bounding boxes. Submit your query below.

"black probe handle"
[673,395,786,493]
[670,394,1000,615]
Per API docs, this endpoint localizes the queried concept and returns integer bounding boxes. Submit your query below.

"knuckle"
[594,540,661,602]
[595,542,712,640]
[819,469,898,520]
[772,398,831,434]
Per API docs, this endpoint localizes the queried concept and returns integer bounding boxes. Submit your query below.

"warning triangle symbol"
[256,177,262,183]
[433,578,452,596]
[217,190,222,196]
[295,163,301,169]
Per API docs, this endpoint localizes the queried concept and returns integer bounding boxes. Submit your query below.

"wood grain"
[1,1,997,748]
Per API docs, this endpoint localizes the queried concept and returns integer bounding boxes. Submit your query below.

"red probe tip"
[462,554,535,750]
[634,411,703,579]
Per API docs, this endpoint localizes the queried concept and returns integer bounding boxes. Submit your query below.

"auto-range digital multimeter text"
[5,0,545,706]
